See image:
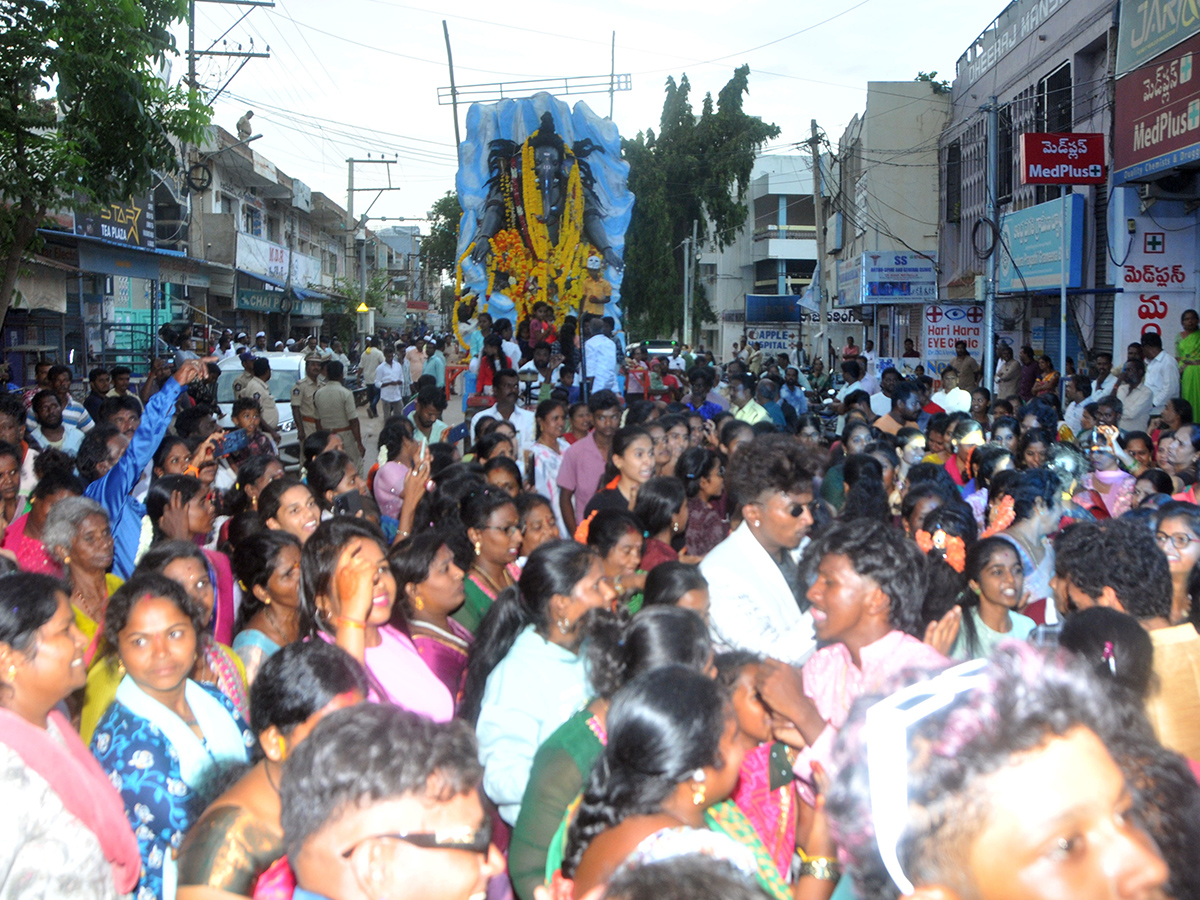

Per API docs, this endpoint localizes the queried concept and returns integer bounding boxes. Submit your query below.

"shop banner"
[1114,30,1200,184]
[998,194,1085,292]
[923,304,985,377]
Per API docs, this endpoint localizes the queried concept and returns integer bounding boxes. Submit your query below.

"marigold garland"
[573,509,598,544]
[980,494,1016,539]
[916,528,966,573]
[453,116,600,348]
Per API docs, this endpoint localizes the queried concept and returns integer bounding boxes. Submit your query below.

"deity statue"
[453,97,632,347]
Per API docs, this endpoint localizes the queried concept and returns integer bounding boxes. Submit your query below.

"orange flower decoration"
[604,475,621,490]
[981,494,1016,538]
[573,509,598,544]
[915,528,967,573]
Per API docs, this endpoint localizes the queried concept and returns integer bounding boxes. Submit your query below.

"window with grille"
[946,141,962,223]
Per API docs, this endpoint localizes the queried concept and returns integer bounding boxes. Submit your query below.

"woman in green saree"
[1176,309,1200,414]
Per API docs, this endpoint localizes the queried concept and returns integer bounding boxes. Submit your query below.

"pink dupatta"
[0,707,141,894]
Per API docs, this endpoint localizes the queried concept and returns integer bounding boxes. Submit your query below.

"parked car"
[216,352,304,471]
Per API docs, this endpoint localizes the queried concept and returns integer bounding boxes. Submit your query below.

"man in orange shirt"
[581,256,612,316]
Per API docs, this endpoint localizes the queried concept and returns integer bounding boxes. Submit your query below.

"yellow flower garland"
[454,117,603,347]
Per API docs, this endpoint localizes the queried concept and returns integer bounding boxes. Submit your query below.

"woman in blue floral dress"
[90,572,252,900]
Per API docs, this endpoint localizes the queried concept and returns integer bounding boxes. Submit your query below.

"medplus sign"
[1145,233,1164,253]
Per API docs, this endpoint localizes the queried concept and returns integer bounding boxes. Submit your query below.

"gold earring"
[692,782,706,806]
[474,540,482,556]
[414,595,425,611]
[6,664,15,680]
[116,661,126,677]
[63,555,71,566]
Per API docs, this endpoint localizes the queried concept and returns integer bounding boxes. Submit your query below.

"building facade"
[939,0,1118,372]
[823,80,950,361]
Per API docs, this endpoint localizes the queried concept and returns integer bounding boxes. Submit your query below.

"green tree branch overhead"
[621,65,779,340]
[0,0,212,329]
[421,190,462,280]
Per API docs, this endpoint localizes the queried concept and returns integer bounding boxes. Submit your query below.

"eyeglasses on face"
[1156,531,1200,550]
[484,524,522,538]
[340,821,493,859]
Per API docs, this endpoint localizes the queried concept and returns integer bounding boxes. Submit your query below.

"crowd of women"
[1,346,1200,900]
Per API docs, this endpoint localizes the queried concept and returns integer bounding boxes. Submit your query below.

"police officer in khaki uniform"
[291,355,325,443]
[244,357,279,435]
[314,359,363,473]
[232,353,255,400]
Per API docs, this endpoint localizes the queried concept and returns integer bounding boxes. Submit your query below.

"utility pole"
[809,120,828,368]
[985,97,999,391]
[609,31,616,119]
[687,219,698,346]
[346,157,402,328]
[686,230,696,348]
[443,21,462,160]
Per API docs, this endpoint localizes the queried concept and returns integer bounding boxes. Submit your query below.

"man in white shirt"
[359,337,384,418]
[931,366,972,414]
[583,317,620,394]
[470,368,535,461]
[1141,331,1180,418]
[374,346,406,420]
[1063,374,1091,436]
[517,342,561,394]
[869,367,901,418]
[494,318,522,369]
[1116,358,1154,431]
[1091,352,1117,398]
[833,359,864,434]
[668,346,687,372]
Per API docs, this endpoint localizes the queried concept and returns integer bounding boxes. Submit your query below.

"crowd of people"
[2,316,1200,900]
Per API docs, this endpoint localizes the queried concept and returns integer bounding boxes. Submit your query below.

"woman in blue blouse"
[91,572,252,900]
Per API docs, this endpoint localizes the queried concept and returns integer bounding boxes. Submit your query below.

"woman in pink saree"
[390,530,473,708]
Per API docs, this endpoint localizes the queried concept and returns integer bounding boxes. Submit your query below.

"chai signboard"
[1019,133,1106,184]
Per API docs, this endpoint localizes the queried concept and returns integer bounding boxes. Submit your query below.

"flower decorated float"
[453,93,633,346]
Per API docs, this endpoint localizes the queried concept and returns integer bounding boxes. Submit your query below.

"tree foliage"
[915,71,951,93]
[621,65,779,339]
[0,0,212,327]
[421,190,462,280]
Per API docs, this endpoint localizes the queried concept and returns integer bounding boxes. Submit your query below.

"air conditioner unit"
[1140,171,1200,201]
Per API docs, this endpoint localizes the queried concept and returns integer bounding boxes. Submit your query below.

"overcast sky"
[178,0,1006,225]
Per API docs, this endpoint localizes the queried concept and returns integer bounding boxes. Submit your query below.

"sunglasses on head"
[341,820,493,859]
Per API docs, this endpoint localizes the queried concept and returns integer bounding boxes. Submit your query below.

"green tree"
[915,71,951,93]
[0,0,211,328]
[421,190,462,280]
[621,65,779,339]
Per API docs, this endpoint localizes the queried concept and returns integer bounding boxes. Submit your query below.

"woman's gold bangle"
[337,616,366,630]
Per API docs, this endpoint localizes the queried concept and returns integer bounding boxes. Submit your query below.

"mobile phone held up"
[333,490,364,517]
[217,428,250,457]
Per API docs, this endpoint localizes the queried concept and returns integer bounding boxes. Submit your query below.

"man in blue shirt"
[80,359,205,578]
[779,366,809,416]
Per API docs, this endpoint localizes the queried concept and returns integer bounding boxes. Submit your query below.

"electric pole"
[985,97,999,391]
[809,120,828,368]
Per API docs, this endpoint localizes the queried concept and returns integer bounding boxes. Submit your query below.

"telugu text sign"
[998,194,1085,292]
[1114,31,1200,184]
[1019,133,1106,184]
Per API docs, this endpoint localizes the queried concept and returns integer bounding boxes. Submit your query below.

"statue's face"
[534,146,559,183]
